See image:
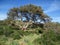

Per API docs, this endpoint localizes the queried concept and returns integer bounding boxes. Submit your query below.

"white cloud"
[52,17,60,22]
[0,14,7,20]
[44,0,60,13]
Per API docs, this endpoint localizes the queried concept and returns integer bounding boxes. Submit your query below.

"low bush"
[0,35,8,45]
[10,31,21,40]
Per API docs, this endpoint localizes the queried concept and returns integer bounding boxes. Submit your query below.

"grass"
[19,34,41,45]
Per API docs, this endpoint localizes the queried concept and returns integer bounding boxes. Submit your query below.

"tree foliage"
[7,4,51,30]
[7,4,51,22]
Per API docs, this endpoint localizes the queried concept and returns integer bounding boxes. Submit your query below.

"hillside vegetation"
[0,20,60,45]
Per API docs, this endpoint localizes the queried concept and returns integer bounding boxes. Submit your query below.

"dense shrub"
[40,30,56,45]
[35,27,43,34]
[10,31,21,40]
[0,35,8,45]
[9,40,19,45]
[33,30,60,45]
[33,37,41,45]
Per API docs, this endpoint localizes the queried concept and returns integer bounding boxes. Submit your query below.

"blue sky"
[0,0,60,22]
